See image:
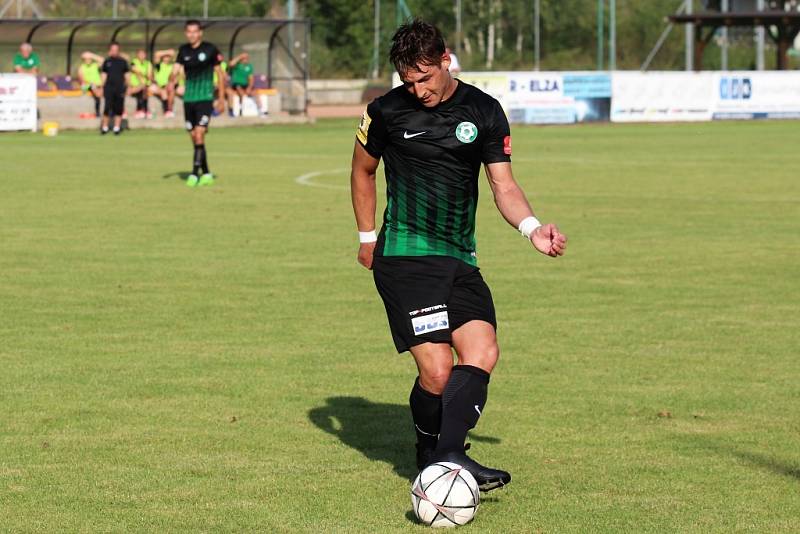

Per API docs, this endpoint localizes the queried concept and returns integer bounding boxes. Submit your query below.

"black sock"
[161,98,168,113]
[142,95,148,113]
[93,96,100,116]
[199,144,209,174]
[410,377,442,451]
[135,92,143,111]
[193,144,203,175]
[435,365,489,454]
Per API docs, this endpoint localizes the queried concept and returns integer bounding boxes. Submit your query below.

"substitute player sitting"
[227,52,256,116]
[350,19,567,492]
[78,51,104,118]
[151,49,177,117]
[169,20,226,187]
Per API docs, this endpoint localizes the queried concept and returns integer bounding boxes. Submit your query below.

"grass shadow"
[695,438,800,481]
[309,396,418,481]
[162,171,191,181]
[308,396,503,483]
[729,449,800,480]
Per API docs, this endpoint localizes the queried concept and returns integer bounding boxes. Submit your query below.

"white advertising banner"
[461,71,612,124]
[611,71,715,123]
[0,73,37,132]
[713,71,800,120]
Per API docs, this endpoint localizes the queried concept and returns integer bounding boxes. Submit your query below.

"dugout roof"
[670,12,800,70]
[0,17,310,112]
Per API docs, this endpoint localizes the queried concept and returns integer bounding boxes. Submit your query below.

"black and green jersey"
[357,82,511,266]
[177,41,221,103]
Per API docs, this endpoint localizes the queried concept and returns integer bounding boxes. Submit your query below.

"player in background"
[100,42,129,135]
[78,51,104,118]
[169,20,226,188]
[228,52,256,116]
[13,42,40,74]
[350,20,567,492]
[128,49,153,119]
[150,49,177,117]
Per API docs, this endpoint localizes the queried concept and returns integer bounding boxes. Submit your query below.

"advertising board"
[0,73,37,132]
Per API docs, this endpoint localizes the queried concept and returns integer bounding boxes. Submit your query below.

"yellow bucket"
[43,121,59,137]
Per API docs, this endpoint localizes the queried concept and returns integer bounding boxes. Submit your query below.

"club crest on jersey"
[455,121,478,143]
[198,52,207,61]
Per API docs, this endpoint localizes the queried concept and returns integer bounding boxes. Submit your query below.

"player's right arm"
[351,142,380,270]
[350,103,388,270]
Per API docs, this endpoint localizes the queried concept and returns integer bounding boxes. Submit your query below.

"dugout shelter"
[0,17,310,114]
[671,11,800,70]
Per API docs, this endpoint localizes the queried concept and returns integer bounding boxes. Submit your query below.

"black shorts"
[232,83,248,90]
[372,256,497,353]
[184,100,213,130]
[103,91,125,117]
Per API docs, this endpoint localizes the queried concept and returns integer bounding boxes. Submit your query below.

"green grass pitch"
[1,119,798,532]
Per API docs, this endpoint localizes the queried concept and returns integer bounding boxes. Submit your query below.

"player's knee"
[420,367,452,395]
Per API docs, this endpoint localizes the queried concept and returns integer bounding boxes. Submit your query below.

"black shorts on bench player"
[350,19,568,492]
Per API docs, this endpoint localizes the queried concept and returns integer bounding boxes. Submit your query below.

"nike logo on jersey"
[403,131,426,139]
[474,405,482,416]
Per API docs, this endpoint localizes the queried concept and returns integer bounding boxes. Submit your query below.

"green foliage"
[33,1,786,77]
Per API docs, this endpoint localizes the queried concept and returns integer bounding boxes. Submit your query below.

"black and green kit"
[357,81,511,266]
[177,41,221,103]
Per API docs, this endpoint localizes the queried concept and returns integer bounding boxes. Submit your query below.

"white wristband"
[359,230,378,243]
[518,216,542,239]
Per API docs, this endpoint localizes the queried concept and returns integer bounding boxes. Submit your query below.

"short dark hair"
[389,19,446,75]
[185,19,202,29]
[109,41,120,48]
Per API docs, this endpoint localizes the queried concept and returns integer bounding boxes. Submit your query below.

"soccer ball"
[411,462,480,528]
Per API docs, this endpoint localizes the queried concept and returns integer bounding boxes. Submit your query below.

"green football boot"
[198,173,215,187]
[186,174,199,188]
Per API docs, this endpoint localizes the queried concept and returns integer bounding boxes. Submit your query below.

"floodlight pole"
[203,0,208,18]
[756,0,765,70]
[112,0,118,18]
[685,0,694,71]
[608,0,616,71]
[372,0,380,79]
[720,0,728,70]
[455,0,462,55]
[534,0,540,71]
[596,0,604,70]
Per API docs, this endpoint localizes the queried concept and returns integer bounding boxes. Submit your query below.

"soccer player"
[150,49,176,117]
[13,42,40,74]
[350,20,567,492]
[78,51,104,118]
[128,49,153,119]
[169,20,226,188]
[228,52,256,116]
[100,42,129,135]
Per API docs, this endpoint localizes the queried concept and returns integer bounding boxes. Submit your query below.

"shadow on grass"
[308,396,502,483]
[309,396,418,481]
[162,171,191,181]
[729,449,800,480]
[699,439,800,481]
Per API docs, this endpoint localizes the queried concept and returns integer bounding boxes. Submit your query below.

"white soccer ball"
[411,462,480,528]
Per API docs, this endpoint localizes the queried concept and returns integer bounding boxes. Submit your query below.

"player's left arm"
[485,162,567,257]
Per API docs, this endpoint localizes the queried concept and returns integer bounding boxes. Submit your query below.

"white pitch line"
[295,168,350,190]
